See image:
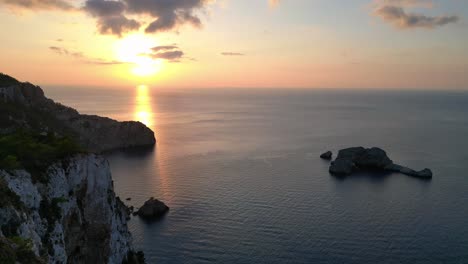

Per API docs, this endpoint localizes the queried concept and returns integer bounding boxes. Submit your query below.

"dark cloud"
[374,2,459,29]
[143,45,185,62]
[122,0,209,33]
[84,0,125,17]
[94,15,140,36]
[73,0,211,35]
[151,50,184,61]
[221,52,245,56]
[49,46,126,65]
[1,0,211,37]
[152,45,179,52]
[380,0,433,8]
[84,0,140,37]
[0,0,75,11]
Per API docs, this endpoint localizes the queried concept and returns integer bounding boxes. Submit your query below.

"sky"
[0,0,467,89]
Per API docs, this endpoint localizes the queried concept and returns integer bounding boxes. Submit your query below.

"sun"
[114,34,163,77]
[131,56,163,77]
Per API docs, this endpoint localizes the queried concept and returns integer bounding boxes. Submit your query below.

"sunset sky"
[0,0,467,89]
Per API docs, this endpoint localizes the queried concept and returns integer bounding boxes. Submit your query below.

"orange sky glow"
[0,0,467,89]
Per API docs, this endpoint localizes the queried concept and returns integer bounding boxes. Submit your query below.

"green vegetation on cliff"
[0,236,44,264]
[0,131,83,183]
[0,101,77,135]
[0,178,24,211]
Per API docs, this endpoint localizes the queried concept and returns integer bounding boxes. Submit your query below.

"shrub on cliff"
[0,131,84,183]
[0,236,44,264]
[0,178,24,211]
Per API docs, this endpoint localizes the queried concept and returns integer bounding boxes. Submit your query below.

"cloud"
[49,45,126,65]
[0,0,75,11]
[122,0,211,33]
[49,46,63,53]
[147,45,184,62]
[94,15,140,36]
[377,0,433,8]
[151,45,179,52]
[84,59,126,65]
[49,46,83,57]
[221,52,245,56]
[84,0,140,37]
[151,50,184,61]
[374,5,459,29]
[1,0,213,37]
[84,0,125,17]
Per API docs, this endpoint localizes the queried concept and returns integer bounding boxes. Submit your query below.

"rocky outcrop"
[0,74,148,263]
[67,115,155,153]
[0,81,155,153]
[328,147,433,179]
[0,154,143,263]
[385,164,433,179]
[136,198,169,220]
[320,151,333,160]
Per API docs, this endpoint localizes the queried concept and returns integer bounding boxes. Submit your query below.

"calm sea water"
[45,87,468,264]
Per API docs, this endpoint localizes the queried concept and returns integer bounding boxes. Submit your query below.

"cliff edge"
[0,73,156,153]
[0,155,143,263]
[0,73,147,263]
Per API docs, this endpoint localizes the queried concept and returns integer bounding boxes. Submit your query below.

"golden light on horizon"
[114,34,163,77]
[134,84,154,128]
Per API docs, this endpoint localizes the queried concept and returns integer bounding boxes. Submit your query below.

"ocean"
[45,86,468,264]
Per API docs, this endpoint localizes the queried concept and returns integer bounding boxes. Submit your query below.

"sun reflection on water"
[133,85,172,203]
[134,85,153,128]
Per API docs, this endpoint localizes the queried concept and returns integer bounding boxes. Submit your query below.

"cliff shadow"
[104,145,156,159]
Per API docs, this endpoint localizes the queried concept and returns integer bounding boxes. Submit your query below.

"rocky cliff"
[0,75,155,153]
[0,74,147,263]
[0,155,144,263]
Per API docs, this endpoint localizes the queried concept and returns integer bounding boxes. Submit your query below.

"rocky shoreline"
[0,74,153,263]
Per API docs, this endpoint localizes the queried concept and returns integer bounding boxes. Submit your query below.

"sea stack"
[327,147,433,179]
[137,197,170,220]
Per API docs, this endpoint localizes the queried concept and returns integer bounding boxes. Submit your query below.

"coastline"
[0,73,154,263]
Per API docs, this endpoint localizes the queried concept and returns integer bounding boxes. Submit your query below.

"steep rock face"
[67,115,155,153]
[0,82,155,152]
[329,147,391,176]
[0,154,139,263]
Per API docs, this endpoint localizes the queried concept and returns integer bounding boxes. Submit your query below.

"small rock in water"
[137,197,169,220]
[126,197,131,201]
[414,168,433,179]
[320,151,333,160]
